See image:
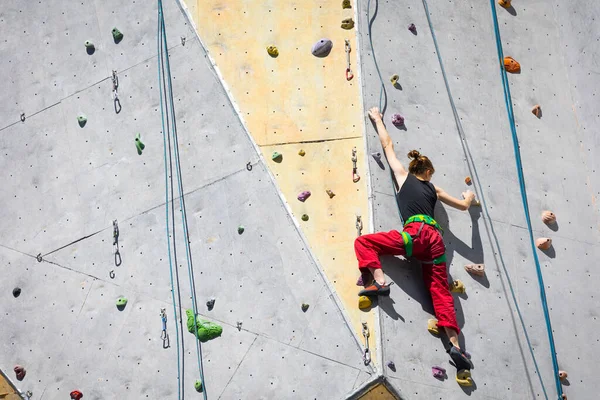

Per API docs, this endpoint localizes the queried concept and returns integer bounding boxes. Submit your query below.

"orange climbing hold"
[504,57,521,73]
[559,370,568,381]
[536,237,552,250]
[532,105,542,118]
[464,176,472,185]
[541,210,556,225]
[498,0,511,8]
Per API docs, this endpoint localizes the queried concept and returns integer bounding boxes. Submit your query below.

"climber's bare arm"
[436,186,475,211]
[368,107,408,182]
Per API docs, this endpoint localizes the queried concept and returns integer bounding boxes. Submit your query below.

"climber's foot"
[358,281,393,297]
[447,344,473,371]
[456,369,473,387]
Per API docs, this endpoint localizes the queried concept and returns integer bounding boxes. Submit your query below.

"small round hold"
[13,287,21,298]
[311,39,333,57]
[504,56,521,73]
[498,0,511,8]
[372,152,381,159]
[194,380,203,393]
[390,74,399,85]
[342,0,351,9]
[298,149,306,156]
[301,303,309,312]
[391,113,405,126]
[271,151,282,162]
[535,237,552,250]
[558,370,568,381]
[465,176,472,185]
[301,214,309,221]
[531,104,542,118]
[237,225,245,234]
[84,40,95,49]
[408,23,417,33]
[341,18,355,30]
[541,210,556,225]
[266,45,279,57]
[206,297,216,311]
[116,296,128,309]
[358,295,372,310]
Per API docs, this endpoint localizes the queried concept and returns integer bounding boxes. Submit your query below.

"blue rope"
[156,4,183,399]
[488,2,562,398]
[158,1,208,398]
[420,1,551,398]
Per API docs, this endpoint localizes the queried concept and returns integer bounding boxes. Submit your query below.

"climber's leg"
[354,230,406,296]
[422,260,460,334]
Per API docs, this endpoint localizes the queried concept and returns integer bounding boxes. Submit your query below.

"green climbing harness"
[400,231,413,257]
[404,214,443,234]
[402,215,446,264]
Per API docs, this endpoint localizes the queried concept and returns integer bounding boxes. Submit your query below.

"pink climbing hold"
[14,365,26,381]
[391,113,405,126]
[408,23,417,33]
[432,366,446,378]
[297,191,311,202]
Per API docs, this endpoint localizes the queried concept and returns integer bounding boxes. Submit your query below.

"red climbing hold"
[70,390,83,400]
[504,57,521,73]
[14,365,26,381]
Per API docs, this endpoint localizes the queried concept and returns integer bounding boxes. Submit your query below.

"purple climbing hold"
[311,39,333,57]
[391,113,405,127]
[356,275,364,286]
[408,23,417,34]
[432,366,446,379]
[297,191,311,202]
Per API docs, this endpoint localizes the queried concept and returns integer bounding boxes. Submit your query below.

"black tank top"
[396,174,437,221]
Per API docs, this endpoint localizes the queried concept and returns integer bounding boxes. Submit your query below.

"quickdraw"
[113,219,122,266]
[345,40,354,81]
[352,147,360,182]
[160,308,170,348]
[362,322,371,365]
[356,215,363,237]
[112,70,122,114]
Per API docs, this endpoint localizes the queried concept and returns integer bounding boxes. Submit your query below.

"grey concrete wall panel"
[359,0,599,399]
[0,0,371,399]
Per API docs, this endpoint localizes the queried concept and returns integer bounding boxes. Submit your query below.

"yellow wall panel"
[358,383,399,400]
[183,0,375,358]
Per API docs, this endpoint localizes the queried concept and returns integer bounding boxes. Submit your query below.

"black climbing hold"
[206,298,216,311]
[301,303,309,312]
[13,287,21,298]
[387,361,396,371]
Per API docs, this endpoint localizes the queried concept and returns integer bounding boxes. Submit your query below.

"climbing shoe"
[358,281,392,297]
[447,344,473,371]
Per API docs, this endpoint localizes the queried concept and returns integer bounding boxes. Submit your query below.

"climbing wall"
[0,0,373,399]
[358,0,599,399]
[182,0,375,357]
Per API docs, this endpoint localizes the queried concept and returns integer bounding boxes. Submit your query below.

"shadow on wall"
[378,202,487,351]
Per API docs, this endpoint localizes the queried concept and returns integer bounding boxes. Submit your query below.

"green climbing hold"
[238,225,245,234]
[271,151,282,162]
[135,133,145,155]
[112,27,124,42]
[342,0,352,8]
[301,303,309,312]
[186,309,223,343]
[77,114,87,127]
[194,380,203,393]
[301,214,309,221]
[116,296,128,308]
[84,40,95,49]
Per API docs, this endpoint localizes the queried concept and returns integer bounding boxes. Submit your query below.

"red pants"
[354,223,460,334]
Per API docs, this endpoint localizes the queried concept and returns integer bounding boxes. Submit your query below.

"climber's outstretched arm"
[436,186,475,211]
[368,107,407,180]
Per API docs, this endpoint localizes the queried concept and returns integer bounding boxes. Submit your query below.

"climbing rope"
[487,1,562,398]
[158,1,208,398]
[157,4,184,399]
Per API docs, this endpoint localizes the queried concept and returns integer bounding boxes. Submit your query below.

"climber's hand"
[368,107,383,122]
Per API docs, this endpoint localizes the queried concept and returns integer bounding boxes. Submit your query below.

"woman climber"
[354,106,476,386]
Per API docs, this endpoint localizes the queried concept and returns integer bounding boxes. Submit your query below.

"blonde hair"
[407,150,435,175]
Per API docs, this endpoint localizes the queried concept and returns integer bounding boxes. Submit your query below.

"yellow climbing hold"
[456,370,473,387]
[341,18,355,30]
[326,189,335,199]
[358,296,372,310]
[266,45,279,57]
[450,280,466,294]
[342,0,351,9]
[298,149,306,156]
[498,0,511,8]
[427,318,440,335]
[390,74,399,85]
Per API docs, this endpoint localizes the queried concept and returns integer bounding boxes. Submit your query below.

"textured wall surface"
[2,0,599,399]
[0,1,372,399]
[182,0,375,349]
[358,0,599,399]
